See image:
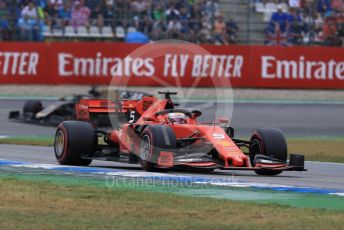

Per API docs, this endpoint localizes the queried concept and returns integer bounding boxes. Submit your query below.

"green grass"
[1,135,343,163]
[0,176,343,230]
[288,138,344,163]
[0,135,54,146]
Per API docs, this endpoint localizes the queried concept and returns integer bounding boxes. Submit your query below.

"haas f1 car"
[54,91,305,175]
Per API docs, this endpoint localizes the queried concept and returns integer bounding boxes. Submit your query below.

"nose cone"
[232,156,244,167]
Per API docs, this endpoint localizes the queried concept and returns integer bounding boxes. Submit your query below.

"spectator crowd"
[0,0,238,44]
[256,0,344,46]
[1,0,342,46]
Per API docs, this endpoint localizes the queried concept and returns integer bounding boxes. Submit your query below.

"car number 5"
[129,111,135,124]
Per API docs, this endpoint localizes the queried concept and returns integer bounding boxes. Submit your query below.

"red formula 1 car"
[54,91,305,175]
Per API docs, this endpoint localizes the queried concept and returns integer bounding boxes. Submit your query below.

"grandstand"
[0,0,342,46]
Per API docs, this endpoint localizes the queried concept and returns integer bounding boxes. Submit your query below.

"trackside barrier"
[0,42,343,88]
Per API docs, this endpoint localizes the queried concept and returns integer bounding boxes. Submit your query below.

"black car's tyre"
[23,100,43,118]
[139,125,176,171]
[250,128,287,176]
[54,121,94,166]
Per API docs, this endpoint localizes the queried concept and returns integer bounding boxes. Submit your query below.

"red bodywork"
[76,99,116,121]
[75,95,301,171]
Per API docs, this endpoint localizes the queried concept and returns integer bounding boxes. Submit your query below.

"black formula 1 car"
[8,87,149,126]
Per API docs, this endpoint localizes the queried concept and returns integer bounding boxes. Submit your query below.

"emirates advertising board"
[0,42,343,88]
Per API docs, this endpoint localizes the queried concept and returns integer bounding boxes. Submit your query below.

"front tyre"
[139,125,176,171]
[23,100,43,119]
[54,121,94,166]
[250,128,287,176]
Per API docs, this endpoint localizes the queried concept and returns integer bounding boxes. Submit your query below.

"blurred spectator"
[131,15,140,30]
[102,3,114,26]
[107,0,114,5]
[270,6,288,31]
[226,18,238,43]
[287,8,303,30]
[44,1,58,30]
[302,0,316,14]
[191,1,203,18]
[179,6,190,32]
[289,0,301,8]
[257,0,344,46]
[199,16,212,43]
[153,17,167,32]
[189,15,202,34]
[317,16,341,46]
[198,29,211,44]
[337,11,344,46]
[18,1,42,41]
[151,26,166,40]
[332,0,344,12]
[115,0,128,11]
[57,1,72,27]
[213,14,227,44]
[317,0,332,16]
[183,30,197,43]
[152,3,164,20]
[21,1,39,20]
[167,18,182,38]
[138,14,153,34]
[131,0,149,17]
[0,0,12,40]
[314,12,324,31]
[165,4,180,20]
[288,21,304,44]
[0,0,238,44]
[71,1,91,30]
[85,0,98,10]
[203,0,220,20]
[48,0,63,9]
[90,2,106,29]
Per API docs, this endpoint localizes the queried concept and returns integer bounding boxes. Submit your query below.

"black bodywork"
[9,100,78,126]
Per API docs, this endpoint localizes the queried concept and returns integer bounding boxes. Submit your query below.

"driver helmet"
[167,112,186,124]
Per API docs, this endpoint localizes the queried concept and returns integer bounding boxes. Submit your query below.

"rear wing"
[75,99,124,128]
[76,99,116,120]
[75,96,157,128]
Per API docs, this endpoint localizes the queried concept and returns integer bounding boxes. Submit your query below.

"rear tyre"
[54,121,94,166]
[250,128,287,176]
[139,125,176,171]
[23,100,43,118]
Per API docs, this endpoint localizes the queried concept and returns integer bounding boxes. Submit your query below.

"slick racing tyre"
[250,128,287,176]
[54,121,94,166]
[139,125,176,171]
[23,100,43,118]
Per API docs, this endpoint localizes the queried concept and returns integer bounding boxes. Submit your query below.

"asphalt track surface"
[1,99,344,137]
[1,99,344,191]
[0,144,343,191]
